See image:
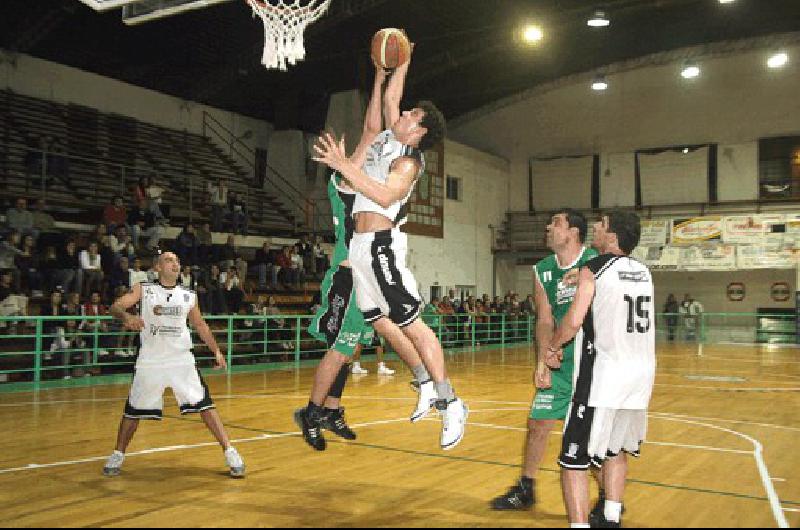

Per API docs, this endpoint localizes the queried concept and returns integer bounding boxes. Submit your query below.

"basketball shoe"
[294,407,326,451]
[320,407,357,440]
[102,450,125,477]
[411,380,438,423]
[490,478,535,510]
[377,362,395,375]
[225,447,246,478]
[437,398,468,450]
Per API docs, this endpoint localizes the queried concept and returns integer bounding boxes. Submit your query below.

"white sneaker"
[225,447,245,478]
[351,363,368,375]
[377,363,395,376]
[103,450,125,477]
[438,398,469,451]
[410,380,437,423]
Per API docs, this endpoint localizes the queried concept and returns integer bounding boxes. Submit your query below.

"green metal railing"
[0,313,536,390]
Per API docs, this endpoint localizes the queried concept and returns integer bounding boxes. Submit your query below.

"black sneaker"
[294,407,326,451]
[321,408,357,441]
[590,494,623,528]
[490,478,535,510]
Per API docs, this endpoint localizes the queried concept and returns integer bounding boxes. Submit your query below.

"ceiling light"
[681,61,701,79]
[591,74,608,91]
[767,52,789,69]
[682,148,690,154]
[522,25,544,44]
[718,0,735,4]
[587,10,610,27]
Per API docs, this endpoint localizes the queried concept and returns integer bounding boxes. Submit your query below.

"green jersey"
[534,247,599,325]
[329,173,356,266]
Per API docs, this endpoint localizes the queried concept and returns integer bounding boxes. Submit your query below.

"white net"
[247,0,332,71]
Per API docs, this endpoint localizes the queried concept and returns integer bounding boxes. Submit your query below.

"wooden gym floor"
[0,343,798,528]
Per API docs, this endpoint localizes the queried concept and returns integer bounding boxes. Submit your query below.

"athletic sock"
[411,364,430,383]
[434,379,456,402]
[604,500,623,523]
[570,524,590,529]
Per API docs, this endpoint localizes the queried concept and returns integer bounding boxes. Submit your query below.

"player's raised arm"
[546,267,595,367]
[187,303,227,370]
[383,43,412,128]
[313,133,418,208]
[110,282,144,331]
[349,64,387,169]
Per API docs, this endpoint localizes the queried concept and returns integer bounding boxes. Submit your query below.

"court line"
[653,415,789,528]
[654,384,800,393]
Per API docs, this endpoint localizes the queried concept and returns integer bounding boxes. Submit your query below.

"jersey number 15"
[624,295,651,334]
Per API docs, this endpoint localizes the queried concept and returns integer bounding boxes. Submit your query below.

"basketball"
[371,28,411,69]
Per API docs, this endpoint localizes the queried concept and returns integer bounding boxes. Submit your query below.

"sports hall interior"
[0,0,798,527]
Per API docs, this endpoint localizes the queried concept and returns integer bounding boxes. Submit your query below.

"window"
[759,136,800,200]
[446,175,461,201]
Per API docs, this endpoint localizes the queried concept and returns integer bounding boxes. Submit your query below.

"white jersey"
[352,129,425,227]
[137,282,197,368]
[573,254,656,410]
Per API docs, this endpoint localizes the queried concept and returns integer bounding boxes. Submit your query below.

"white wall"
[451,43,800,210]
[652,269,796,314]
[0,51,273,153]
[405,139,510,300]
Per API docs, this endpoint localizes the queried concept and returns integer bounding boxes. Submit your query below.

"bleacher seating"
[0,89,300,234]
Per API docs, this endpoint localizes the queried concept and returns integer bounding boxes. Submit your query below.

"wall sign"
[771,282,791,303]
[727,282,746,302]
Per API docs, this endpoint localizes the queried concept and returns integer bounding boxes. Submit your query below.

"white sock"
[570,524,590,529]
[113,450,124,457]
[604,500,623,523]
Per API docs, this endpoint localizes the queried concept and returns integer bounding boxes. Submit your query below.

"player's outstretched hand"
[213,351,228,371]
[312,132,350,173]
[535,362,552,389]
[123,315,145,332]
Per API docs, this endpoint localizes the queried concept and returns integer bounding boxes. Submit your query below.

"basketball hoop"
[246,0,331,71]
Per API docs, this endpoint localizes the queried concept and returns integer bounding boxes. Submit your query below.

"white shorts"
[559,403,647,469]
[125,364,214,420]
[349,228,422,328]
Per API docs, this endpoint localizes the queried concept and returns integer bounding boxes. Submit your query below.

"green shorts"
[308,264,374,357]
[529,345,575,421]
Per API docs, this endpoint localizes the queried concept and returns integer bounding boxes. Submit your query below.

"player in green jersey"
[491,209,597,511]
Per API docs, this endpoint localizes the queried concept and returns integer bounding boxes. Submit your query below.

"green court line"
[167,415,800,509]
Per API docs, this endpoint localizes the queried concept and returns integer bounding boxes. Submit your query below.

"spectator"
[179,265,197,291]
[219,235,247,284]
[175,224,199,267]
[491,296,504,313]
[56,240,82,295]
[79,241,103,298]
[145,176,168,220]
[263,295,292,354]
[196,222,214,266]
[98,234,117,288]
[664,294,679,342]
[129,257,149,287]
[520,294,534,315]
[16,234,44,297]
[32,198,59,247]
[108,256,131,296]
[253,242,274,289]
[313,236,328,279]
[446,289,459,307]
[198,264,228,315]
[128,200,165,252]
[275,246,292,288]
[0,231,23,289]
[223,266,245,313]
[102,196,128,234]
[5,198,38,241]
[207,178,229,232]
[92,223,109,242]
[0,270,28,333]
[228,191,249,237]
[132,177,148,210]
[40,246,60,293]
[290,246,304,287]
[108,225,136,264]
[298,235,314,279]
[40,290,68,360]
[80,291,110,362]
[59,292,84,379]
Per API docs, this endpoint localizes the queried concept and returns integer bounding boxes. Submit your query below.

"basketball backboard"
[76,0,235,25]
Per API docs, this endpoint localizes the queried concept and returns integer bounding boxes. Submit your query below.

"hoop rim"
[245,0,317,13]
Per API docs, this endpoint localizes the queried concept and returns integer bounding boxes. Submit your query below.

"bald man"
[102,252,245,478]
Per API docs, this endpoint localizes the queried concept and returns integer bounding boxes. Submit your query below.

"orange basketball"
[371,28,411,69]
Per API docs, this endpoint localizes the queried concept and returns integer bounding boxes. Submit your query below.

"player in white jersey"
[102,252,245,478]
[545,211,655,528]
[313,44,468,451]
